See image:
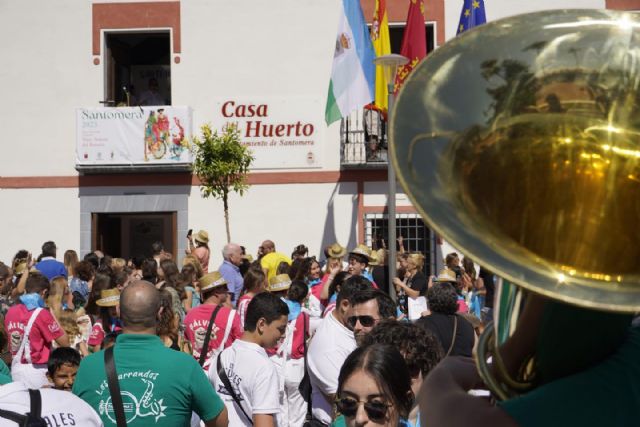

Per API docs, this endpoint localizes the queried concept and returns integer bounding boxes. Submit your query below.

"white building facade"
[0,0,621,269]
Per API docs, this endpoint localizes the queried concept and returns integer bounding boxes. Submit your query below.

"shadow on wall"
[319,182,357,259]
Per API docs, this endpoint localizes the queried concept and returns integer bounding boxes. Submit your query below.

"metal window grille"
[340,110,388,165]
[364,213,435,276]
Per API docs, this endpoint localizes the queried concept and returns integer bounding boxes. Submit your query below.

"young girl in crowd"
[180,263,200,312]
[157,289,180,351]
[333,344,414,427]
[296,257,323,318]
[86,276,120,352]
[237,264,267,327]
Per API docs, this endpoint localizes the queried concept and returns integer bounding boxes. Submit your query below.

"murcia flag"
[394,0,427,93]
[325,0,376,125]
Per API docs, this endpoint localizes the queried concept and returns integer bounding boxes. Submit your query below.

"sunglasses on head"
[347,315,378,328]
[336,397,391,422]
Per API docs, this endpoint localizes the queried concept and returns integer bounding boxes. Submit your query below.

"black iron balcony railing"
[340,109,388,166]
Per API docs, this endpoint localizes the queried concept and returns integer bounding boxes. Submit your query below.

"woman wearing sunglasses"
[332,344,414,427]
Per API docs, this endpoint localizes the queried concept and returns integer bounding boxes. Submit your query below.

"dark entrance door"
[92,212,176,259]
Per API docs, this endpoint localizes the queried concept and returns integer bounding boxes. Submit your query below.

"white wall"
[188,181,358,267]
[444,0,607,41]
[177,0,343,171]
[0,1,96,177]
[0,188,80,263]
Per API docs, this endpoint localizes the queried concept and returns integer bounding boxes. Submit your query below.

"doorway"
[92,212,176,259]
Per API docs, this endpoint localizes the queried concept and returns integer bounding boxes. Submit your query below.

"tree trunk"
[223,192,231,243]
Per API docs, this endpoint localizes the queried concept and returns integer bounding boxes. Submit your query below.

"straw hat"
[96,289,120,307]
[200,271,228,292]
[326,243,347,259]
[368,250,379,266]
[349,244,372,262]
[268,274,292,293]
[433,268,457,283]
[12,259,27,276]
[194,230,209,244]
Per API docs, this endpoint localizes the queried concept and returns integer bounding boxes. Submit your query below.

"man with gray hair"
[73,281,228,427]
[218,243,244,306]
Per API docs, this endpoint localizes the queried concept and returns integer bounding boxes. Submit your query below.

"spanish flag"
[371,0,391,114]
[395,0,427,92]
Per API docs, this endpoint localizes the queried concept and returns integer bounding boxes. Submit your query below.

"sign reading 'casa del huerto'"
[212,98,324,169]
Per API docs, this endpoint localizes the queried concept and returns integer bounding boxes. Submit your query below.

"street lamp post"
[373,54,408,301]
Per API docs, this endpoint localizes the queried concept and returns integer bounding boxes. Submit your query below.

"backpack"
[0,389,47,426]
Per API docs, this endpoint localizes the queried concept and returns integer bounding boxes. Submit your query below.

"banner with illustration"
[76,106,192,165]
[211,98,324,169]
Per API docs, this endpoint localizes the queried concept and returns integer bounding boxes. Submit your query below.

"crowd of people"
[2,232,616,427]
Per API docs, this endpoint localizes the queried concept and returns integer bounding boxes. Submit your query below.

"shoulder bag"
[0,389,47,427]
[105,346,127,427]
[198,304,223,367]
[216,353,253,425]
[446,315,459,357]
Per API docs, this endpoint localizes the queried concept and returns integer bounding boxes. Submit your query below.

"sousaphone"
[389,9,640,399]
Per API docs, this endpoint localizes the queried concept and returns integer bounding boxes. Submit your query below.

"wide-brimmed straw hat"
[326,243,347,259]
[96,289,120,307]
[200,271,228,292]
[433,268,457,283]
[194,230,209,244]
[268,274,292,293]
[349,244,372,262]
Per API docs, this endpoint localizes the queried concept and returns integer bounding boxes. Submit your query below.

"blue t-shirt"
[35,258,67,280]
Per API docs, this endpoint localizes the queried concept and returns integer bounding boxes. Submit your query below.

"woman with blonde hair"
[393,253,428,316]
[63,250,79,278]
[110,258,126,274]
[57,308,89,356]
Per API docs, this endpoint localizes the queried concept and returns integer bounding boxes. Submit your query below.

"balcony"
[340,109,388,168]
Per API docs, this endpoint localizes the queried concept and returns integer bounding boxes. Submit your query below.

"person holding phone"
[186,229,210,273]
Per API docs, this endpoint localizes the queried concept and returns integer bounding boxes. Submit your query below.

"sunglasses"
[336,397,391,422]
[347,315,379,328]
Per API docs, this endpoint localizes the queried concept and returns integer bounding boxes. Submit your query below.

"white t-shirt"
[207,339,280,426]
[0,382,103,426]
[307,311,356,424]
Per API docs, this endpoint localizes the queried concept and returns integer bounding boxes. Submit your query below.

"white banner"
[210,98,324,169]
[76,106,192,165]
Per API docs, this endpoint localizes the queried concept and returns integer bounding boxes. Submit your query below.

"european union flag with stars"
[457,0,486,35]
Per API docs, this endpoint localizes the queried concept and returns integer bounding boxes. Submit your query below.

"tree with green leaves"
[192,123,254,243]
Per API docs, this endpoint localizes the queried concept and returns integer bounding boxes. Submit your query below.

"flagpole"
[374,54,408,301]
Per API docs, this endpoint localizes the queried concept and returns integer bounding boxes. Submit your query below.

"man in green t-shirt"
[73,281,228,427]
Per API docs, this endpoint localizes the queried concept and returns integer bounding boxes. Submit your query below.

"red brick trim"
[0,169,390,189]
[92,2,181,56]
[606,0,640,10]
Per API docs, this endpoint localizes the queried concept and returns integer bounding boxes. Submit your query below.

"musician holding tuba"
[389,9,640,427]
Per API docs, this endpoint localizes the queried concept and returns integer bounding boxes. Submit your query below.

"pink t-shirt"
[183,304,242,365]
[193,246,210,273]
[5,305,63,364]
[237,294,254,328]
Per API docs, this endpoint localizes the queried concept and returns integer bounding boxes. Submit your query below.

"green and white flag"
[325,0,376,125]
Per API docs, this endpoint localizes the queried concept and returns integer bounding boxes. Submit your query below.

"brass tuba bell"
[390,9,640,399]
